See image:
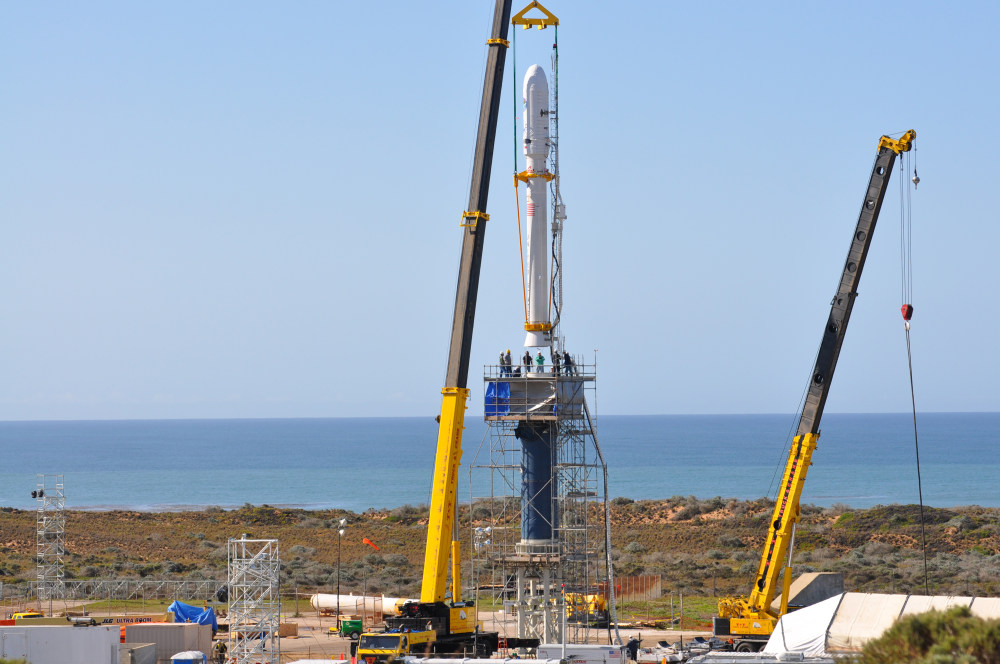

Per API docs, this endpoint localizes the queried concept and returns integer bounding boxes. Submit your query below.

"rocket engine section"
[522,64,551,348]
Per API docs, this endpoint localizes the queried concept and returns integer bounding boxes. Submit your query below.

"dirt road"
[267,611,712,663]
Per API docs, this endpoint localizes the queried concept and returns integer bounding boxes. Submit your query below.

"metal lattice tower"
[472,364,617,646]
[228,537,280,664]
[35,474,65,602]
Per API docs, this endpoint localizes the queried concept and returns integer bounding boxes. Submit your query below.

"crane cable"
[547,25,559,332]
[510,27,559,331]
[515,181,528,321]
[511,29,529,321]
[899,148,929,595]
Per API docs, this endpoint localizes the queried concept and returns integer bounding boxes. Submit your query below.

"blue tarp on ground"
[168,600,217,633]
[485,381,510,416]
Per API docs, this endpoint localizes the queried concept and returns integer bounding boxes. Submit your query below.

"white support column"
[542,567,553,642]
[516,568,526,640]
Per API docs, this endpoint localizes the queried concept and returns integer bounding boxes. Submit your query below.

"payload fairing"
[522,64,551,348]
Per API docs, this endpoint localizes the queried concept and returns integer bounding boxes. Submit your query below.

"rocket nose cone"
[525,63,546,80]
[522,64,549,99]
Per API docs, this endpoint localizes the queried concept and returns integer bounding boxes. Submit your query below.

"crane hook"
[912,169,920,189]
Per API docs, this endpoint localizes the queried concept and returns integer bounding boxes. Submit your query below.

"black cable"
[898,150,927,594]
[905,326,930,595]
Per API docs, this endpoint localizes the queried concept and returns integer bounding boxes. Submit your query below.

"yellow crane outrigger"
[713,130,916,652]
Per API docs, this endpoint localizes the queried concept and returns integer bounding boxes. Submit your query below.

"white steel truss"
[228,537,280,664]
[35,474,65,602]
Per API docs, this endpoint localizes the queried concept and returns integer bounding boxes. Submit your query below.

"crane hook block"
[901,304,913,321]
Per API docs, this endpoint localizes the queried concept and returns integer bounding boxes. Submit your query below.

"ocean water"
[0,412,995,512]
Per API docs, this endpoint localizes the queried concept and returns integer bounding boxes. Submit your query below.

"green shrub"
[834,512,855,527]
[858,606,1000,664]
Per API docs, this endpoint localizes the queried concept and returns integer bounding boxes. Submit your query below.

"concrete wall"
[121,642,157,664]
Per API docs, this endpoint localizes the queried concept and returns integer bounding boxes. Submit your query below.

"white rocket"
[309,594,417,614]
[522,64,551,348]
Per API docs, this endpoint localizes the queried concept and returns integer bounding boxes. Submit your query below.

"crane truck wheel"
[735,642,758,653]
[349,631,360,641]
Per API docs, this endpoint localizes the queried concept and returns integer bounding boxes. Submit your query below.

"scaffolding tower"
[34,474,65,603]
[228,537,280,664]
[472,363,616,646]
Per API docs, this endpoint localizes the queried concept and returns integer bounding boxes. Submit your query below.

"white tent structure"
[763,593,843,656]
[763,592,1000,656]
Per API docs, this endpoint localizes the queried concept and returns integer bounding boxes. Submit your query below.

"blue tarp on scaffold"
[485,381,510,416]
[167,600,218,633]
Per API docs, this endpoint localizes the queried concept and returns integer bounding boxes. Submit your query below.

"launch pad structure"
[472,364,615,646]
[468,2,618,648]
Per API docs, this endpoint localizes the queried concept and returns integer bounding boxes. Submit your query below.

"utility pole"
[337,519,346,624]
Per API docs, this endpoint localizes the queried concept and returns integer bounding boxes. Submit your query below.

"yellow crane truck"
[713,130,916,652]
[357,2,541,660]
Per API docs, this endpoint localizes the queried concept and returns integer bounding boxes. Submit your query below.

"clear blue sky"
[2,1,997,420]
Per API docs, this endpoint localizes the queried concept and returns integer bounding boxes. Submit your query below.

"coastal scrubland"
[1,497,998,602]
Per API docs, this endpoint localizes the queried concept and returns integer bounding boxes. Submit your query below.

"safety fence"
[0,579,224,617]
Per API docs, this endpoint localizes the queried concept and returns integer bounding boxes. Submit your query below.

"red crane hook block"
[901,304,914,321]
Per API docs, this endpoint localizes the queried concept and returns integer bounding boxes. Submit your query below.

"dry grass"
[1,499,998,601]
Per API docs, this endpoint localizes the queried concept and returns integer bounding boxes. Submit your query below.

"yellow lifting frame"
[514,170,555,183]
[512,1,559,29]
[420,386,469,603]
[524,321,552,332]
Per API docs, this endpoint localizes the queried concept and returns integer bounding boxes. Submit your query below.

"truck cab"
[356,630,435,663]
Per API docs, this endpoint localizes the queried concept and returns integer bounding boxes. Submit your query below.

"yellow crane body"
[718,432,819,634]
[713,130,915,652]
[420,387,469,603]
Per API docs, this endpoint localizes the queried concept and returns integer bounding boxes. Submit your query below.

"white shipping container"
[536,643,627,664]
[0,625,119,663]
[124,623,212,664]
